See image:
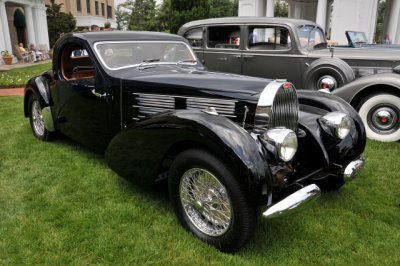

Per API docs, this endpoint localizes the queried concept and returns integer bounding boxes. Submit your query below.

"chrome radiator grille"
[133,93,237,119]
[268,84,298,131]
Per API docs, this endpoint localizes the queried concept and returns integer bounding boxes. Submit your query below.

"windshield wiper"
[176,59,198,66]
[137,58,160,69]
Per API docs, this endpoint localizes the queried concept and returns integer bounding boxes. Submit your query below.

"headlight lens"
[262,128,298,162]
[320,112,352,139]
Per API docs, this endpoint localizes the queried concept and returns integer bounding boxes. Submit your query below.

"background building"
[239,0,399,44]
[0,0,49,64]
[48,0,117,30]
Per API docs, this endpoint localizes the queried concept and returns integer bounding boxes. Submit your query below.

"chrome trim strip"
[133,93,238,102]
[263,184,321,219]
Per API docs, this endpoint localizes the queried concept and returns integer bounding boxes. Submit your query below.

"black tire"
[28,93,54,141]
[356,93,400,142]
[303,58,355,91]
[168,149,257,253]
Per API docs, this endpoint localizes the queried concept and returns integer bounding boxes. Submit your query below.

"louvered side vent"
[133,93,175,119]
[268,85,298,131]
[187,97,237,118]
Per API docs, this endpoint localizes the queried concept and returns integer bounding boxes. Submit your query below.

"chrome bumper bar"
[263,184,321,219]
[343,157,365,182]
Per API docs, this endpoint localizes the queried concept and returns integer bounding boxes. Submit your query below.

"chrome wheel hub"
[317,75,337,91]
[179,168,232,237]
[32,100,45,136]
[368,104,399,134]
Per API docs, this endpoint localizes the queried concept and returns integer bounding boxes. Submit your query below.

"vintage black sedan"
[24,31,365,252]
[178,17,400,142]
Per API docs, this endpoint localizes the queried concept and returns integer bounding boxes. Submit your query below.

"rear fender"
[105,109,272,203]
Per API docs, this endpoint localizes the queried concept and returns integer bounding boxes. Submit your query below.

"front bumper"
[263,184,321,218]
[343,157,365,182]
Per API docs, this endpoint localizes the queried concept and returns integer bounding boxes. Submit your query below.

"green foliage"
[375,0,386,43]
[169,0,211,34]
[210,0,238,18]
[274,0,288,17]
[0,96,399,263]
[46,0,76,48]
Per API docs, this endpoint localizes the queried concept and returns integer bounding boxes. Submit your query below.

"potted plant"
[1,50,13,65]
[48,48,53,59]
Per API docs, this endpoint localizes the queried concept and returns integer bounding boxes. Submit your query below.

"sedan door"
[203,25,242,74]
[241,25,303,89]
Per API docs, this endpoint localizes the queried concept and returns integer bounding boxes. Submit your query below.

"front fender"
[24,75,51,117]
[105,109,271,204]
[332,73,400,103]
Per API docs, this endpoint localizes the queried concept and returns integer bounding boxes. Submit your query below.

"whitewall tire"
[357,94,400,142]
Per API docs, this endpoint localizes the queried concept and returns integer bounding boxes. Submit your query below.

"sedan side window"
[208,26,240,49]
[184,28,203,47]
[248,26,291,50]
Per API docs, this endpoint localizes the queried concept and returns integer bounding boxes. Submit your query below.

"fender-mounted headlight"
[319,112,352,139]
[262,128,298,162]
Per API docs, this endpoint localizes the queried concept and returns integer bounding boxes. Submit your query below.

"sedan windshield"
[95,41,196,70]
[296,25,326,49]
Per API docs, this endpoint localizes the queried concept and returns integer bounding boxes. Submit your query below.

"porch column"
[287,1,295,18]
[294,1,301,19]
[266,0,275,17]
[316,0,327,28]
[24,5,36,46]
[387,0,400,44]
[0,0,12,53]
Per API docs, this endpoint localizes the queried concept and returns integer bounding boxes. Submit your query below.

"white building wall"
[330,0,378,44]
[239,0,265,16]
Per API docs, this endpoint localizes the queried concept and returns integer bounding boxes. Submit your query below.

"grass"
[0,63,52,87]
[0,95,399,264]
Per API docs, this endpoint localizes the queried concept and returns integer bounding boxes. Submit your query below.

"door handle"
[217,57,228,61]
[91,89,107,98]
[233,55,241,59]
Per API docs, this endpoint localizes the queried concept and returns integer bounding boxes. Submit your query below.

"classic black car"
[24,31,365,252]
[178,17,400,142]
[335,31,400,49]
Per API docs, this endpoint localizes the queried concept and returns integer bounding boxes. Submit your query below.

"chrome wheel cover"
[179,168,232,237]
[32,100,45,136]
[367,104,400,134]
[317,75,337,91]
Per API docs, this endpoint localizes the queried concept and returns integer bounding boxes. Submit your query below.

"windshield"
[94,41,196,70]
[346,31,367,45]
[296,25,325,49]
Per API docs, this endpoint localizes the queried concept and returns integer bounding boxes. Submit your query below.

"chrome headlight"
[319,112,352,139]
[262,128,298,162]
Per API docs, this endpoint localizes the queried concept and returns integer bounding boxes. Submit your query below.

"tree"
[274,0,288,17]
[210,0,238,18]
[119,0,158,31]
[169,0,211,34]
[46,0,76,48]
[375,0,386,43]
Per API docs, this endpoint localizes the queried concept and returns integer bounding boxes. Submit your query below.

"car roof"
[60,31,187,44]
[178,17,319,33]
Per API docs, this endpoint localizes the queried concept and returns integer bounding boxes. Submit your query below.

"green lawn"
[0,96,399,264]
[0,63,52,87]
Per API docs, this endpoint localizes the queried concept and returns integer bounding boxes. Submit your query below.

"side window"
[184,28,203,48]
[248,26,291,50]
[61,45,96,80]
[208,26,240,49]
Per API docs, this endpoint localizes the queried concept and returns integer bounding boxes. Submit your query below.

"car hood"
[308,47,400,62]
[112,65,271,102]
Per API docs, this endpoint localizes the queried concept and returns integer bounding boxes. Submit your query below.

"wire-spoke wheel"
[169,149,256,253]
[180,168,232,237]
[28,93,53,141]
